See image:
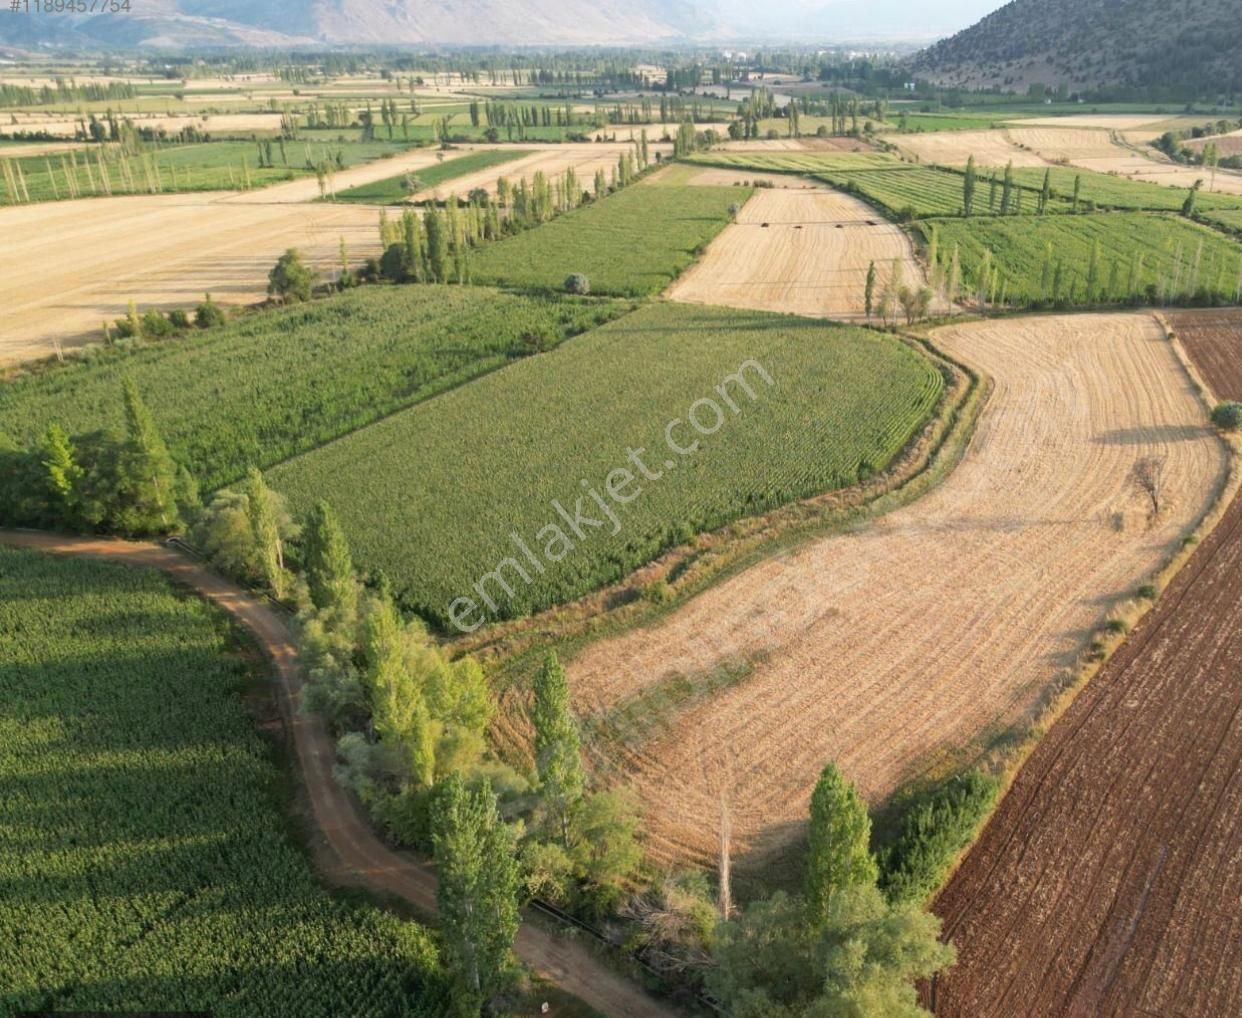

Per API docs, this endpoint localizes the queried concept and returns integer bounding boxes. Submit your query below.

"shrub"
[379,242,409,282]
[1211,401,1242,431]
[267,247,317,303]
[1105,618,1128,635]
[878,770,1000,905]
[1136,583,1157,600]
[564,272,590,295]
[194,294,227,329]
[140,309,175,338]
[168,308,191,330]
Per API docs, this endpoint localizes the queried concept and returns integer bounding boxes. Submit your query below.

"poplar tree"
[864,260,877,319]
[1072,174,1082,212]
[424,205,448,282]
[962,156,976,216]
[364,590,436,787]
[246,466,286,598]
[532,651,586,845]
[1000,160,1014,215]
[1039,167,1051,215]
[805,763,878,921]
[303,500,356,616]
[432,775,521,1016]
[41,423,82,526]
[116,376,179,534]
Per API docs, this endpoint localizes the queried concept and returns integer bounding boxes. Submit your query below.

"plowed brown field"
[664,184,931,319]
[568,313,1225,870]
[931,309,1242,1018]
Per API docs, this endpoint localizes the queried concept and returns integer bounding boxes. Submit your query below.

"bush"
[379,242,410,282]
[878,770,1000,905]
[1211,401,1242,431]
[267,247,317,303]
[140,309,175,338]
[194,294,227,329]
[564,272,590,295]
[168,308,191,330]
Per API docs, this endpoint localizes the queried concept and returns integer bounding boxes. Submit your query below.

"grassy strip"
[331,147,534,203]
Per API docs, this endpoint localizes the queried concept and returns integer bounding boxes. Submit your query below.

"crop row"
[0,546,448,1017]
[266,302,944,627]
[0,286,628,491]
[332,147,534,204]
[685,151,902,173]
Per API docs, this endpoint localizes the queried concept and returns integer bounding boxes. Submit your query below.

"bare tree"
[1129,456,1167,524]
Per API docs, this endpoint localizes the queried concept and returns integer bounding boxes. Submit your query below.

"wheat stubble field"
[665,180,930,319]
[568,312,1226,869]
[0,141,648,365]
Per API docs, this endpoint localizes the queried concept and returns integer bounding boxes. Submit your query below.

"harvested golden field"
[567,313,1225,870]
[0,193,382,365]
[7,111,285,136]
[404,142,670,202]
[1185,130,1242,158]
[1006,126,1126,160]
[895,130,1048,168]
[664,184,930,320]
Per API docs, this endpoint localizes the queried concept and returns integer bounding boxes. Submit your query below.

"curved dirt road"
[568,313,1226,870]
[0,530,677,1018]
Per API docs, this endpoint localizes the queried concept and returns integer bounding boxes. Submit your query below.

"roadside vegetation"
[0,545,450,1017]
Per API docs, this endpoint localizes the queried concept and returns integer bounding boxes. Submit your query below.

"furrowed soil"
[664,181,931,319]
[931,308,1242,1017]
[894,130,1049,168]
[567,313,1225,871]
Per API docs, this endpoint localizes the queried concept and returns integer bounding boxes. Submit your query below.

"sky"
[711,0,1005,41]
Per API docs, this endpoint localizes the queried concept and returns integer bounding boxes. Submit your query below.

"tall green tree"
[806,763,878,920]
[1039,168,1051,215]
[532,651,586,845]
[1000,161,1015,215]
[864,260,877,319]
[432,774,521,1016]
[962,156,976,217]
[40,423,82,526]
[302,500,356,616]
[115,376,180,534]
[424,205,448,283]
[246,466,286,599]
[1072,174,1082,212]
[364,590,436,787]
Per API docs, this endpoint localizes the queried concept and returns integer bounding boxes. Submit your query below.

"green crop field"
[1203,209,1242,234]
[815,165,1074,219]
[884,111,1023,132]
[266,303,944,627]
[685,151,902,173]
[331,148,534,203]
[0,546,447,1017]
[996,165,1242,212]
[0,138,421,203]
[0,287,627,491]
[921,213,1242,305]
[469,182,744,296]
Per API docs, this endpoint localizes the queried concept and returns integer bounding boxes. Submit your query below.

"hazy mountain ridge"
[910,0,1242,93]
[0,0,706,48]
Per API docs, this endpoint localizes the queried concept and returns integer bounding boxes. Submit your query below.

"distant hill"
[910,0,1242,96]
[0,0,704,49]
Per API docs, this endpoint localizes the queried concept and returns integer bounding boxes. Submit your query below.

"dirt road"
[567,313,1226,870]
[0,530,678,1018]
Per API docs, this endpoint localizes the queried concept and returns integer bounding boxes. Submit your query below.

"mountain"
[910,0,1242,94]
[0,0,705,49]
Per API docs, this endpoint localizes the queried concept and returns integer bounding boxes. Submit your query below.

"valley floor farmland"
[665,180,933,319]
[266,303,943,626]
[0,141,650,363]
[0,546,449,1017]
[931,311,1242,1017]
[566,313,1225,870]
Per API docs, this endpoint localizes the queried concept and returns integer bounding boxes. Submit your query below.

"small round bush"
[564,273,590,295]
[1211,401,1242,431]
[195,295,227,329]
